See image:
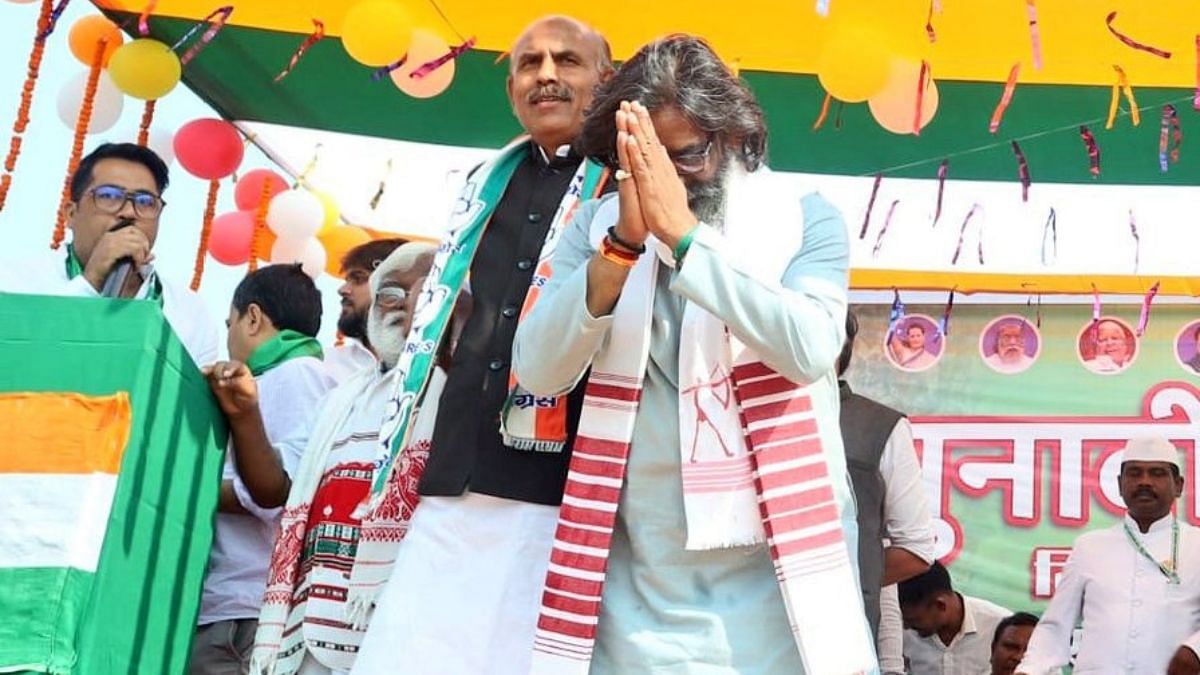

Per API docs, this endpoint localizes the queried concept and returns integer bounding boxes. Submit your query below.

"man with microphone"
[0,143,217,365]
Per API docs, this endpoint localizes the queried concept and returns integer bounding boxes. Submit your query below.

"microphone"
[99,218,136,298]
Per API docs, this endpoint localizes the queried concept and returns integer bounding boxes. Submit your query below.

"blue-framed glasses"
[88,184,166,218]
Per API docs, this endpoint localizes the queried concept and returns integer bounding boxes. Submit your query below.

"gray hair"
[576,34,767,172]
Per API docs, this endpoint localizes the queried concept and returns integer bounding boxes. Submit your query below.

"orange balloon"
[254,224,278,262]
[868,59,940,135]
[68,15,124,67]
[318,225,372,277]
[391,29,455,98]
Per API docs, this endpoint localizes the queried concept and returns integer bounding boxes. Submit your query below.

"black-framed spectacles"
[88,184,166,218]
[668,140,713,176]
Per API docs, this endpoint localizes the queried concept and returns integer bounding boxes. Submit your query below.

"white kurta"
[0,251,218,366]
[1018,514,1200,674]
[324,339,376,385]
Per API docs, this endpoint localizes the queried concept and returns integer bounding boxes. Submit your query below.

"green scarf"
[245,329,324,376]
[65,243,163,304]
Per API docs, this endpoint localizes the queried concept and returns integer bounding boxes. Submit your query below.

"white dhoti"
[350,492,559,675]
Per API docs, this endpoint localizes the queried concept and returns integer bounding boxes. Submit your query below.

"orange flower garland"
[248,178,272,272]
[137,100,157,146]
[0,0,54,214]
[52,36,107,249]
[190,179,220,290]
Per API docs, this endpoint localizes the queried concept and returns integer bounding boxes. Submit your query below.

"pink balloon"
[174,118,244,180]
[208,210,256,266]
[234,169,289,211]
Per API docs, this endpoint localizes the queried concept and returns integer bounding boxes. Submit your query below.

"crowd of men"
[4,13,1200,675]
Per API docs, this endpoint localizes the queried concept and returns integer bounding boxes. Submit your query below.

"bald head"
[506,15,613,156]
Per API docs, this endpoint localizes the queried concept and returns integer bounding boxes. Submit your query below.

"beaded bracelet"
[606,225,646,255]
[599,236,639,268]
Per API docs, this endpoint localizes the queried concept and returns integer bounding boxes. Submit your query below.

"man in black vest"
[838,309,936,671]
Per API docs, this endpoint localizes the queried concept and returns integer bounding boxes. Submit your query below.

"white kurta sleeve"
[668,192,849,384]
[513,198,614,397]
[1181,632,1200,661]
[880,418,935,563]
[1017,544,1087,674]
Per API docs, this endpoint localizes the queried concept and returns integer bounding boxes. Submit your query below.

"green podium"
[0,294,226,675]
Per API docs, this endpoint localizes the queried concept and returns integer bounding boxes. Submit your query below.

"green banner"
[846,303,1200,614]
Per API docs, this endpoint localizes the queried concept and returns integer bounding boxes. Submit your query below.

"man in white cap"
[1017,436,1200,675]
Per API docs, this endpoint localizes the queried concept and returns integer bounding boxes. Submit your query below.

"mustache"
[527,84,573,104]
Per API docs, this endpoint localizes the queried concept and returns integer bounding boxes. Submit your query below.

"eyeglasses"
[668,140,713,176]
[375,286,408,308]
[88,185,165,218]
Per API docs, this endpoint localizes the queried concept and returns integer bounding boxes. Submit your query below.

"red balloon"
[234,169,289,211]
[174,118,244,180]
[208,210,256,265]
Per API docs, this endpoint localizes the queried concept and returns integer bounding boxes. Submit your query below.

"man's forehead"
[1122,459,1175,471]
[513,20,594,57]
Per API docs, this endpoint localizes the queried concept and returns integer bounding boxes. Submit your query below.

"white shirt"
[199,355,335,625]
[1017,514,1200,674]
[877,419,937,673]
[323,338,376,384]
[0,251,218,366]
[984,351,1035,373]
[904,594,1012,675]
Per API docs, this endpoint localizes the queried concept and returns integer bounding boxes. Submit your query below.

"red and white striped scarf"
[530,172,875,674]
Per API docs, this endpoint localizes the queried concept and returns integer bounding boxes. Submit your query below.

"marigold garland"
[137,100,157,146]
[249,178,272,272]
[0,0,54,214]
[52,36,106,249]
[191,179,220,290]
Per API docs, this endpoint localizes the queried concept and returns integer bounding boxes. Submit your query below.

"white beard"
[366,310,405,371]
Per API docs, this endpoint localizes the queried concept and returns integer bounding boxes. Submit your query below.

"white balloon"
[266,188,324,241]
[145,127,175,165]
[270,237,326,279]
[57,70,124,135]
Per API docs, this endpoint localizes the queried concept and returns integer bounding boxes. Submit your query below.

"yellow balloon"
[315,191,341,236]
[868,59,940,135]
[817,24,892,103]
[342,0,413,67]
[391,29,455,99]
[107,39,181,101]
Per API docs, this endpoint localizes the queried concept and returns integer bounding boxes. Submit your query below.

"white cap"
[1123,436,1180,467]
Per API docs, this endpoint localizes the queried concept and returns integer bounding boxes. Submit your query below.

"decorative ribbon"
[925,0,938,42]
[1091,284,1102,327]
[1106,65,1141,129]
[888,289,905,333]
[1079,125,1100,176]
[1011,140,1031,202]
[939,289,955,337]
[372,55,408,81]
[1025,0,1044,69]
[952,203,981,265]
[36,0,70,40]
[812,93,832,130]
[1041,207,1057,265]
[173,5,233,66]
[1194,35,1199,111]
[872,199,900,257]
[933,159,948,227]
[275,19,325,82]
[914,60,931,135]
[1136,282,1160,336]
[137,0,157,36]
[1128,209,1141,273]
[411,37,477,79]
[249,177,273,271]
[1158,104,1181,172]
[369,159,392,211]
[989,63,1021,133]
[1106,11,1172,59]
[493,51,509,65]
[859,173,883,239]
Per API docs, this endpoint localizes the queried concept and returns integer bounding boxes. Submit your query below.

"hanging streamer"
[138,0,157,36]
[0,0,54,214]
[1036,294,1043,328]
[493,51,509,65]
[925,0,938,43]
[1128,209,1141,273]
[36,0,71,40]
[173,5,233,66]
[872,200,900,257]
[411,37,477,80]
[1079,125,1100,176]
[1105,11,1172,59]
[1040,207,1057,265]
[372,56,409,82]
[939,290,955,337]
[1158,104,1181,172]
[812,93,832,131]
[1011,140,1031,202]
[137,100,156,147]
[1194,35,1199,111]
[369,158,392,211]
[952,203,981,265]
[275,19,325,82]
[1091,284,1102,327]
[859,173,883,239]
[191,179,220,290]
[1136,282,1160,336]
[834,100,845,129]
[52,36,106,249]
[913,61,931,136]
[1106,65,1141,129]
[1025,0,1044,70]
[989,64,1021,134]
[933,159,948,227]
[888,289,905,333]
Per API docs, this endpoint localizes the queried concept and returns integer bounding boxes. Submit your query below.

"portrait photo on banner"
[979,314,1041,375]
[1174,320,1200,376]
[884,313,943,373]
[1077,316,1138,375]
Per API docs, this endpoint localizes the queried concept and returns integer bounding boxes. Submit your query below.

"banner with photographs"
[844,303,1200,613]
